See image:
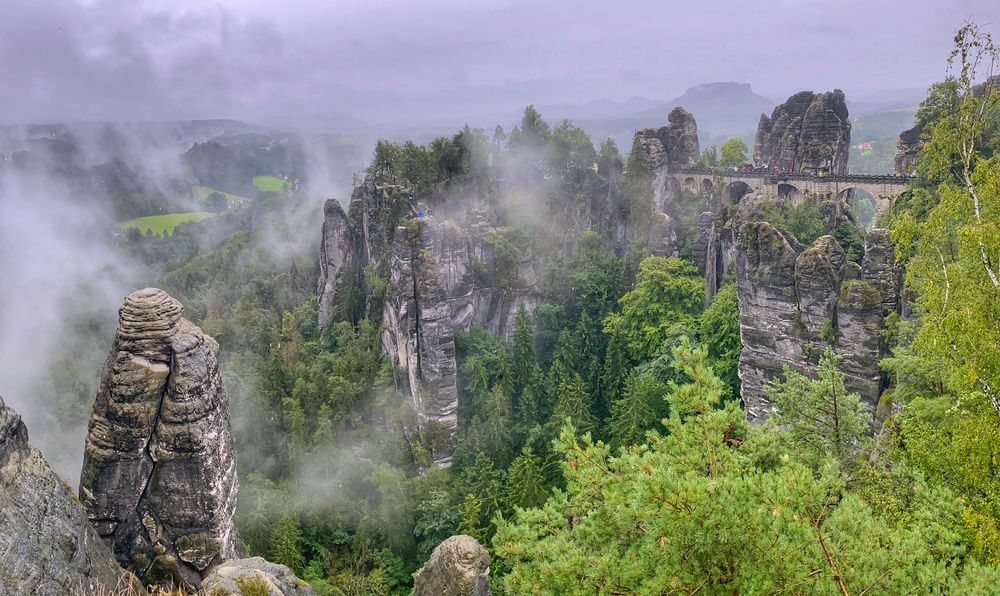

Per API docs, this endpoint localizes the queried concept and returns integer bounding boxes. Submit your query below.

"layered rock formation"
[0,395,145,596]
[894,124,922,175]
[634,106,701,174]
[79,288,242,589]
[319,184,538,466]
[413,535,492,596]
[735,224,898,421]
[202,557,315,595]
[754,90,851,174]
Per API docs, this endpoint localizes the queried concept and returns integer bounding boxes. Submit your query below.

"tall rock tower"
[754,90,851,174]
[79,288,242,589]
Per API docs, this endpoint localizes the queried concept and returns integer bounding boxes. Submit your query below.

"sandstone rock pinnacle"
[79,287,242,589]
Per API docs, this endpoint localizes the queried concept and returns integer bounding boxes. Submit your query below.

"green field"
[119,212,215,235]
[193,185,250,205]
[253,175,289,192]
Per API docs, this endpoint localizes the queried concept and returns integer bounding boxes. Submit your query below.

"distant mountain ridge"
[634,82,776,136]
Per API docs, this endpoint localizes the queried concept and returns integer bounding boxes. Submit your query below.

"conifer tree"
[269,513,305,573]
[552,372,594,435]
[509,305,542,412]
[608,372,665,448]
[600,331,630,414]
[457,493,485,541]
[481,384,514,464]
[506,446,549,509]
[767,348,870,470]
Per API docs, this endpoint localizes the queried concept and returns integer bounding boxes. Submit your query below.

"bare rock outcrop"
[317,199,353,329]
[319,184,539,467]
[79,288,242,589]
[893,124,922,176]
[413,535,492,596]
[736,225,897,422]
[648,213,679,257]
[382,217,537,466]
[202,557,314,596]
[634,106,701,172]
[754,90,851,174]
[0,395,145,596]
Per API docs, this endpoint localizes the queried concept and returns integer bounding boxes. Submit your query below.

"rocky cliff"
[735,224,897,421]
[634,106,701,174]
[79,288,242,589]
[1,395,145,595]
[754,90,851,174]
[413,535,492,596]
[319,184,538,466]
[894,124,922,175]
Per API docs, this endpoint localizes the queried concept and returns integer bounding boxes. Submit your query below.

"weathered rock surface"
[382,217,537,466]
[894,124,922,176]
[0,394,145,596]
[648,213,679,257]
[317,199,353,329]
[79,288,242,589]
[202,557,314,596]
[736,224,897,421]
[319,184,539,466]
[413,535,492,596]
[635,106,701,172]
[754,90,851,174]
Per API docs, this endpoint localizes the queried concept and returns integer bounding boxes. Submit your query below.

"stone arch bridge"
[669,167,913,216]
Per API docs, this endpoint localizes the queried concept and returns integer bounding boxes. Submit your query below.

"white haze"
[0,169,143,482]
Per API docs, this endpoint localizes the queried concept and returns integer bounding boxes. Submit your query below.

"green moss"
[234,574,271,596]
[839,279,882,308]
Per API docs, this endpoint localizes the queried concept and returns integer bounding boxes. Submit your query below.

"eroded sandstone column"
[79,288,242,589]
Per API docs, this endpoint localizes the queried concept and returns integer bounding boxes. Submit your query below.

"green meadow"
[252,175,289,192]
[119,212,215,235]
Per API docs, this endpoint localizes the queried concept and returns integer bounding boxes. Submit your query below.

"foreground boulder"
[79,288,242,589]
[413,535,492,596]
[0,394,144,595]
[201,557,314,595]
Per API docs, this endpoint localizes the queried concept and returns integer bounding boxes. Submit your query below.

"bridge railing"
[673,167,913,185]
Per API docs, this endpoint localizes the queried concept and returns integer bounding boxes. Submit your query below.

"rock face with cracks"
[318,184,538,467]
[735,224,898,422]
[79,288,243,589]
[0,394,145,596]
[413,535,492,596]
[754,90,851,174]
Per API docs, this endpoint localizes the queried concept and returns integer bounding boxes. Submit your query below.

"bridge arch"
[777,183,801,202]
[838,188,878,231]
[701,178,714,196]
[682,177,698,194]
[724,180,754,205]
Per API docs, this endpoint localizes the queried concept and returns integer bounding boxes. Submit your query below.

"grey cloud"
[0,0,999,131]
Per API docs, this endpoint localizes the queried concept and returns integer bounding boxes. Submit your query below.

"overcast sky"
[2,0,998,131]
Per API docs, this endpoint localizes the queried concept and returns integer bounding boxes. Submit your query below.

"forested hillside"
[10,21,1000,596]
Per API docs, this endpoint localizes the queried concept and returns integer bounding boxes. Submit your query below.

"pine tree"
[481,385,513,464]
[600,331,629,416]
[573,312,601,398]
[552,372,594,435]
[509,305,543,413]
[608,372,664,448]
[457,493,485,541]
[767,348,870,470]
[268,513,305,573]
[506,447,549,509]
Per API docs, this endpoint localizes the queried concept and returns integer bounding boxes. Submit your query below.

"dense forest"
[19,23,1000,595]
